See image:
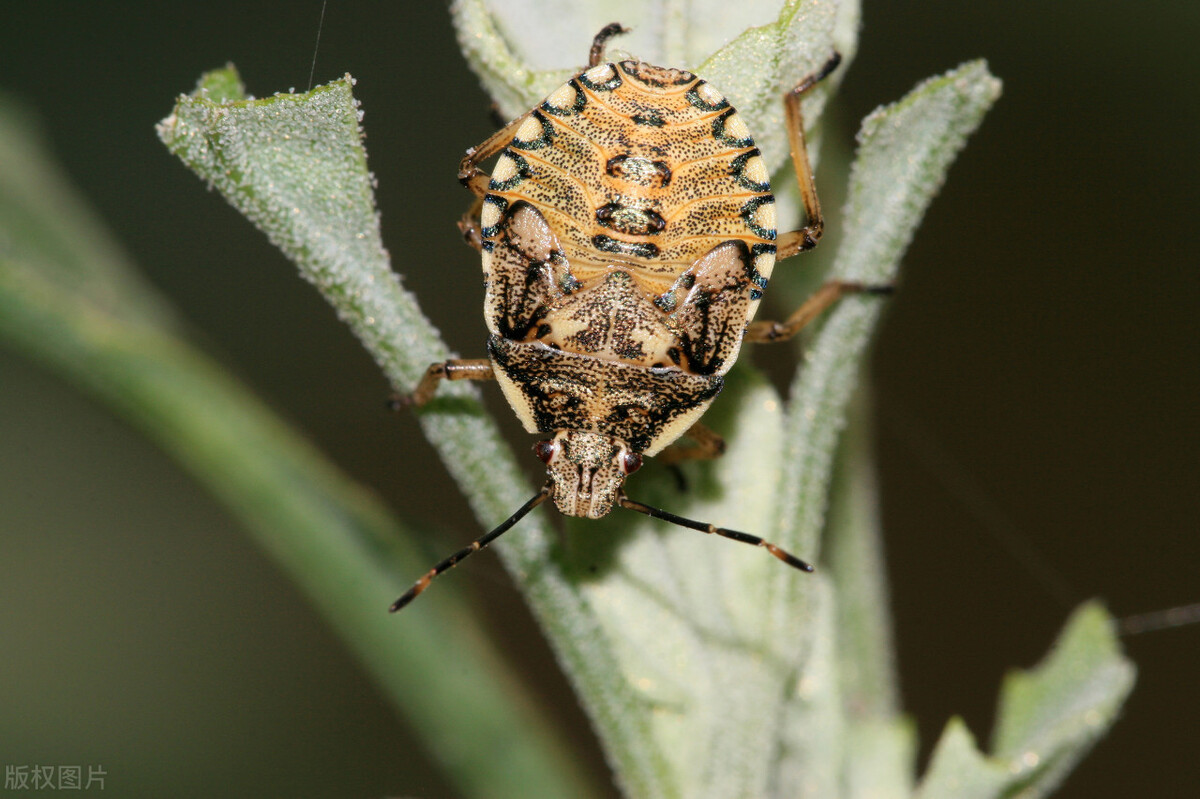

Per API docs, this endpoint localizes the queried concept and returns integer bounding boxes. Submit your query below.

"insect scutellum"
[391,22,890,612]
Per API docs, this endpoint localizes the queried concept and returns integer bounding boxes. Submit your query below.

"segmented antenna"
[390,486,551,612]
[618,496,814,571]
[390,487,814,613]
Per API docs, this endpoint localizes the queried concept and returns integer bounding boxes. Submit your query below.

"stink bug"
[391,24,888,611]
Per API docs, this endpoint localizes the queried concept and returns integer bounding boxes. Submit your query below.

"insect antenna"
[617,496,814,572]
[390,485,552,612]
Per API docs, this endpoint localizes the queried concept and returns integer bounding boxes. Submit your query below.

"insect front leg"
[775,53,841,260]
[394,359,495,409]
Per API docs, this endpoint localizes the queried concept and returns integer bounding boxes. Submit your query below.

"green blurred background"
[1,2,1196,797]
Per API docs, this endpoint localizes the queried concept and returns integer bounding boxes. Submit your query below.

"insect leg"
[588,23,629,67]
[656,421,727,466]
[775,53,841,260]
[745,281,893,344]
[394,359,495,409]
[457,196,485,252]
[458,113,533,198]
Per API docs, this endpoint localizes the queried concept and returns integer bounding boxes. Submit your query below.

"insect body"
[392,24,885,611]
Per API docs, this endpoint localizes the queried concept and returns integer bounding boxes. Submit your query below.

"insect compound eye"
[533,440,559,464]
[621,451,643,474]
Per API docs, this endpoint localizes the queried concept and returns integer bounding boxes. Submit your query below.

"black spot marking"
[630,113,666,127]
[594,202,618,223]
[618,61,696,87]
[729,149,770,192]
[655,273,693,313]
[546,391,575,410]
[686,82,730,112]
[591,234,660,259]
[510,110,553,151]
[613,339,648,362]
[739,196,777,240]
[712,108,754,148]
[606,154,672,188]
[595,202,667,236]
[609,405,649,423]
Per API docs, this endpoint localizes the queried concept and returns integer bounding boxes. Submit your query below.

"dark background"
[1,2,1196,797]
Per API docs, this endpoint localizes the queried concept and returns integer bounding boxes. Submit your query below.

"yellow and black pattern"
[476,54,789,456]
[482,59,778,291]
[488,336,722,455]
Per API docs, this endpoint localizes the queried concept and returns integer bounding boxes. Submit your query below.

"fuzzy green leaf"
[774,57,1003,582]
[753,60,1003,797]
[838,59,1003,285]
[916,602,1135,799]
[826,400,916,799]
[990,602,1137,795]
[917,719,1015,799]
[159,65,666,798]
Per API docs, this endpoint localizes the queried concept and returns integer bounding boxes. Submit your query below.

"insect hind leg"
[745,280,893,344]
[776,53,842,260]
